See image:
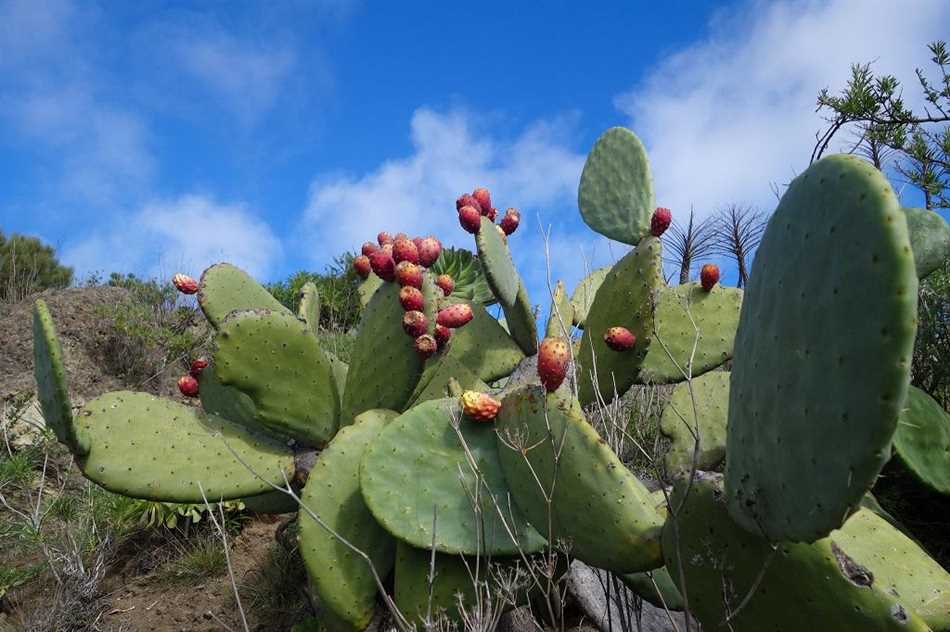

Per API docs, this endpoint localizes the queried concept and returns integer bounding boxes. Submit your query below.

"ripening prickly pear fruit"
[414,334,438,359]
[457,193,479,212]
[361,241,379,256]
[417,236,442,268]
[473,187,492,215]
[402,310,428,338]
[369,250,396,282]
[435,274,455,296]
[173,273,199,295]
[392,238,419,265]
[394,232,409,242]
[459,205,482,234]
[395,261,423,288]
[537,337,570,392]
[500,208,520,235]
[487,207,497,221]
[434,324,451,349]
[700,263,720,291]
[603,326,636,352]
[353,255,372,279]
[189,357,209,377]
[399,286,425,312]
[460,391,502,422]
[178,374,199,397]
[381,243,394,255]
[436,303,474,328]
[412,236,424,252]
[377,231,394,246]
[650,207,671,237]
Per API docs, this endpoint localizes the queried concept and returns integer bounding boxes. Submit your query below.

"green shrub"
[913,258,950,408]
[0,232,73,303]
[266,253,363,331]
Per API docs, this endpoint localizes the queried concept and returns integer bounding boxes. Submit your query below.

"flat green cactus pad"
[33,300,86,454]
[198,263,290,328]
[658,371,730,474]
[619,567,684,611]
[299,409,398,631]
[394,542,476,627]
[578,127,655,245]
[893,386,950,494]
[297,281,320,336]
[214,309,339,447]
[446,301,524,382]
[576,237,664,406]
[325,351,348,407]
[570,266,609,329]
[544,280,573,338]
[638,283,741,384]
[832,508,950,630]
[407,355,489,408]
[357,272,384,307]
[241,489,299,514]
[76,392,294,502]
[475,216,519,306]
[360,398,545,556]
[198,366,259,430]
[663,473,931,632]
[429,247,495,305]
[499,280,538,356]
[495,385,664,573]
[725,155,918,543]
[342,282,424,425]
[903,206,950,278]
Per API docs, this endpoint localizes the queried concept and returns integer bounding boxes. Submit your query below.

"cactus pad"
[576,237,663,406]
[544,280,573,338]
[658,371,730,474]
[214,309,339,447]
[297,281,320,336]
[495,385,664,573]
[578,127,655,245]
[357,272,384,307]
[639,283,741,384]
[663,472,931,632]
[33,300,86,454]
[500,280,538,356]
[299,409,398,631]
[892,386,950,494]
[198,263,290,328]
[76,392,294,502]
[570,266,609,328]
[475,216,519,305]
[443,301,524,382]
[394,542,476,627]
[429,247,495,304]
[619,567,684,611]
[725,155,918,542]
[407,355,489,407]
[241,489,299,514]
[360,397,545,556]
[342,282,424,424]
[197,365,259,430]
[903,206,950,278]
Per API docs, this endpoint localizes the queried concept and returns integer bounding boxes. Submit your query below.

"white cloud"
[62,195,282,280]
[615,0,950,219]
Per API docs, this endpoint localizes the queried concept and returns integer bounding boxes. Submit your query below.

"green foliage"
[0,231,73,303]
[914,257,950,407]
[266,253,363,331]
[118,498,247,530]
[156,535,228,583]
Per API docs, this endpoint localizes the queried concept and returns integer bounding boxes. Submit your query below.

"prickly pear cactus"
[476,216,520,305]
[569,266,609,329]
[892,386,950,494]
[544,280,573,338]
[428,247,495,304]
[725,155,918,543]
[442,300,524,382]
[394,541,477,627]
[903,206,950,278]
[33,300,84,454]
[297,281,320,336]
[658,370,730,474]
[198,262,290,328]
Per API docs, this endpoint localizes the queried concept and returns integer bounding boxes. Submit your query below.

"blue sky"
[1,0,948,303]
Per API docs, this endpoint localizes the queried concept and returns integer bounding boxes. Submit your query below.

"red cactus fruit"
[456,193,479,212]
[414,334,438,359]
[395,261,423,288]
[399,286,425,312]
[369,250,396,282]
[178,374,199,397]
[460,391,501,422]
[412,236,425,252]
[472,187,492,216]
[381,243,394,255]
[173,273,199,295]
[189,357,209,377]
[436,303,474,328]
[500,208,520,235]
[394,232,409,242]
[603,326,636,352]
[486,207,497,221]
[361,241,379,256]
[435,274,455,296]
[537,337,571,392]
[459,205,482,234]
[392,238,419,265]
[700,263,720,291]
[402,310,428,338]
[434,324,451,349]
[353,255,372,279]
[417,236,442,268]
[651,207,672,237]
[377,231,394,246]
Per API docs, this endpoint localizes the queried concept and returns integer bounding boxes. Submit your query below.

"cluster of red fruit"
[456,187,520,237]
[177,357,208,398]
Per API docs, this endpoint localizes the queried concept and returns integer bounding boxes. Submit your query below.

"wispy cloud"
[615,0,950,220]
[62,194,283,280]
